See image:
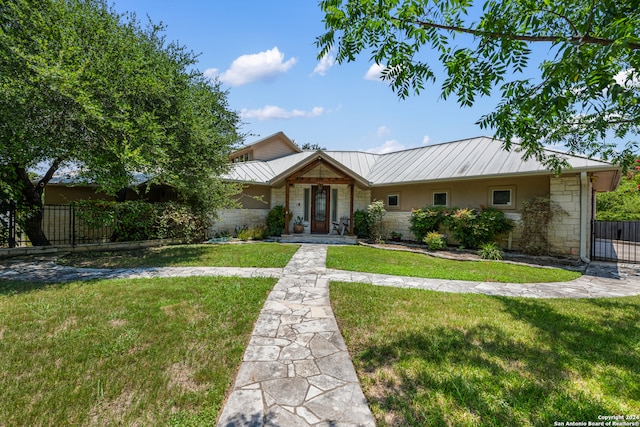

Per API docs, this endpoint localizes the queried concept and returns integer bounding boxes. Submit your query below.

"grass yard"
[0,276,276,426]
[327,245,581,283]
[57,242,300,268]
[330,282,640,426]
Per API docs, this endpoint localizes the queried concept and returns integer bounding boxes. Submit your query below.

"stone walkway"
[2,244,640,426]
[217,245,374,427]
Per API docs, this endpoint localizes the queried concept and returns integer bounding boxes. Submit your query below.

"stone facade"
[212,208,270,236]
[212,175,593,260]
[548,175,584,257]
[380,211,413,240]
[214,185,373,237]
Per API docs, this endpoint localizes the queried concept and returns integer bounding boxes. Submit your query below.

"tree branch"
[583,0,598,37]
[406,18,640,50]
[38,157,64,188]
[13,164,33,190]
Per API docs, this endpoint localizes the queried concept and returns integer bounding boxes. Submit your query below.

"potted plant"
[293,216,305,233]
[390,231,403,241]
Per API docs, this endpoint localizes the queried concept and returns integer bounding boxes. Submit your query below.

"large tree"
[1,0,241,245]
[317,0,640,170]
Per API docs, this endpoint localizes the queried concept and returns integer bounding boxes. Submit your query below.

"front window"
[433,191,448,206]
[387,194,399,208]
[491,189,512,207]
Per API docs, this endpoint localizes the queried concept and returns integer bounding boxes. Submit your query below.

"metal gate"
[591,220,640,263]
[0,203,114,248]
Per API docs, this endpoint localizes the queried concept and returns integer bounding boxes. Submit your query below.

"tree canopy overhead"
[1,0,242,245]
[317,0,640,170]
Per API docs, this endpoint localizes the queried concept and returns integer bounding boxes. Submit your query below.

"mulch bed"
[360,240,587,272]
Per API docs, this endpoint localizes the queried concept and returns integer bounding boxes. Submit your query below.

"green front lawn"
[0,276,276,426]
[57,242,300,268]
[327,245,581,283]
[331,281,640,426]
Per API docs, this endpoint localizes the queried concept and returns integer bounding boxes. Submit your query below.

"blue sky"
[109,1,516,153]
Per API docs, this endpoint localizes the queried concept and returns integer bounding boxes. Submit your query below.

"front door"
[311,185,329,234]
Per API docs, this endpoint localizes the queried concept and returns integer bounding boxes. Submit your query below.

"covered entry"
[284,157,354,235]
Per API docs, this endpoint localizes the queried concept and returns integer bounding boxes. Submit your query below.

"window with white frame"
[490,187,515,208]
[386,194,399,208]
[432,191,449,207]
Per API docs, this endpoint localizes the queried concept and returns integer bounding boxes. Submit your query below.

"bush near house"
[74,200,207,243]
[410,206,513,249]
[266,205,286,236]
[409,206,449,241]
[353,209,372,239]
[447,207,514,249]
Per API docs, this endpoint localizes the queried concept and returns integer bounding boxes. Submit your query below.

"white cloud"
[422,135,431,145]
[376,126,391,137]
[240,105,325,120]
[215,47,297,86]
[614,68,639,88]
[313,53,335,76]
[366,139,405,154]
[364,63,385,81]
[203,68,219,81]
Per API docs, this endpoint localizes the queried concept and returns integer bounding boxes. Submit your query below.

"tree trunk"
[14,160,63,246]
[23,204,50,246]
[18,179,50,246]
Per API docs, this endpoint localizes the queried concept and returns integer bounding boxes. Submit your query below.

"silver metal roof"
[224,136,619,185]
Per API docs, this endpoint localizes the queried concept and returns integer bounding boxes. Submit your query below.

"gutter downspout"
[580,171,591,263]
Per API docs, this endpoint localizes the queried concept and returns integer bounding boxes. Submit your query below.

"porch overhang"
[282,157,357,235]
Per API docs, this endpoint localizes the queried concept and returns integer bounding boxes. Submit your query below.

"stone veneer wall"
[380,212,413,240]
[213,185,373,236]
[548,175,583,257]
[212,208,270,235]
[354,187,371,211]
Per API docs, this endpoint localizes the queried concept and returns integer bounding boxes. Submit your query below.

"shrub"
[368,200,386,243]
[353,209,371,239]
[154,202,206,243]
[478,242,504,260]
[266,205,286,236]
[74,200,207,243]
[423,231,446,250]
[409,207,449,241]
[237,226,267,241]
[446,207,514,249]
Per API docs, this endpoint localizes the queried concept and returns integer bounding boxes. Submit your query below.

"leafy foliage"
[423,231,446,250]
[353,209,372,238]
[317,0,640,171]
[237,226,268,241]
[266,205,286,236]
[446,208,514,249]
[478,242,504,260]
[0,0,242,245]
[411,205,513,249]
[596,160,640,220]
[520,196,566,255]
[410,206,449,241]
[367,200,387,243]
[74,200,206,243]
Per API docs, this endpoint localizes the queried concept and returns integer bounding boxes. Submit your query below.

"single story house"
[42,172,178,205]
[218,132,621,260]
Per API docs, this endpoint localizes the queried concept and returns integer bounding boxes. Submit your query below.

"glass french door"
[311,185,329,234]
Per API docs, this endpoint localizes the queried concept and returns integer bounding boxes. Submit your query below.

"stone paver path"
[3,244,640,426]
[216,244,374,427]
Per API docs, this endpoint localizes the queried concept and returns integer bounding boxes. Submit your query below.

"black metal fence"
[592,220,640,263]
[1,203,114,248]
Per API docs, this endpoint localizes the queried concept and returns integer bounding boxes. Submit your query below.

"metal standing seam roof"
[224,136,618,185]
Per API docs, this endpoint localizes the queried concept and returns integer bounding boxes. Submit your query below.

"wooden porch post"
[349,184,354,235]
[285,182,290,234]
